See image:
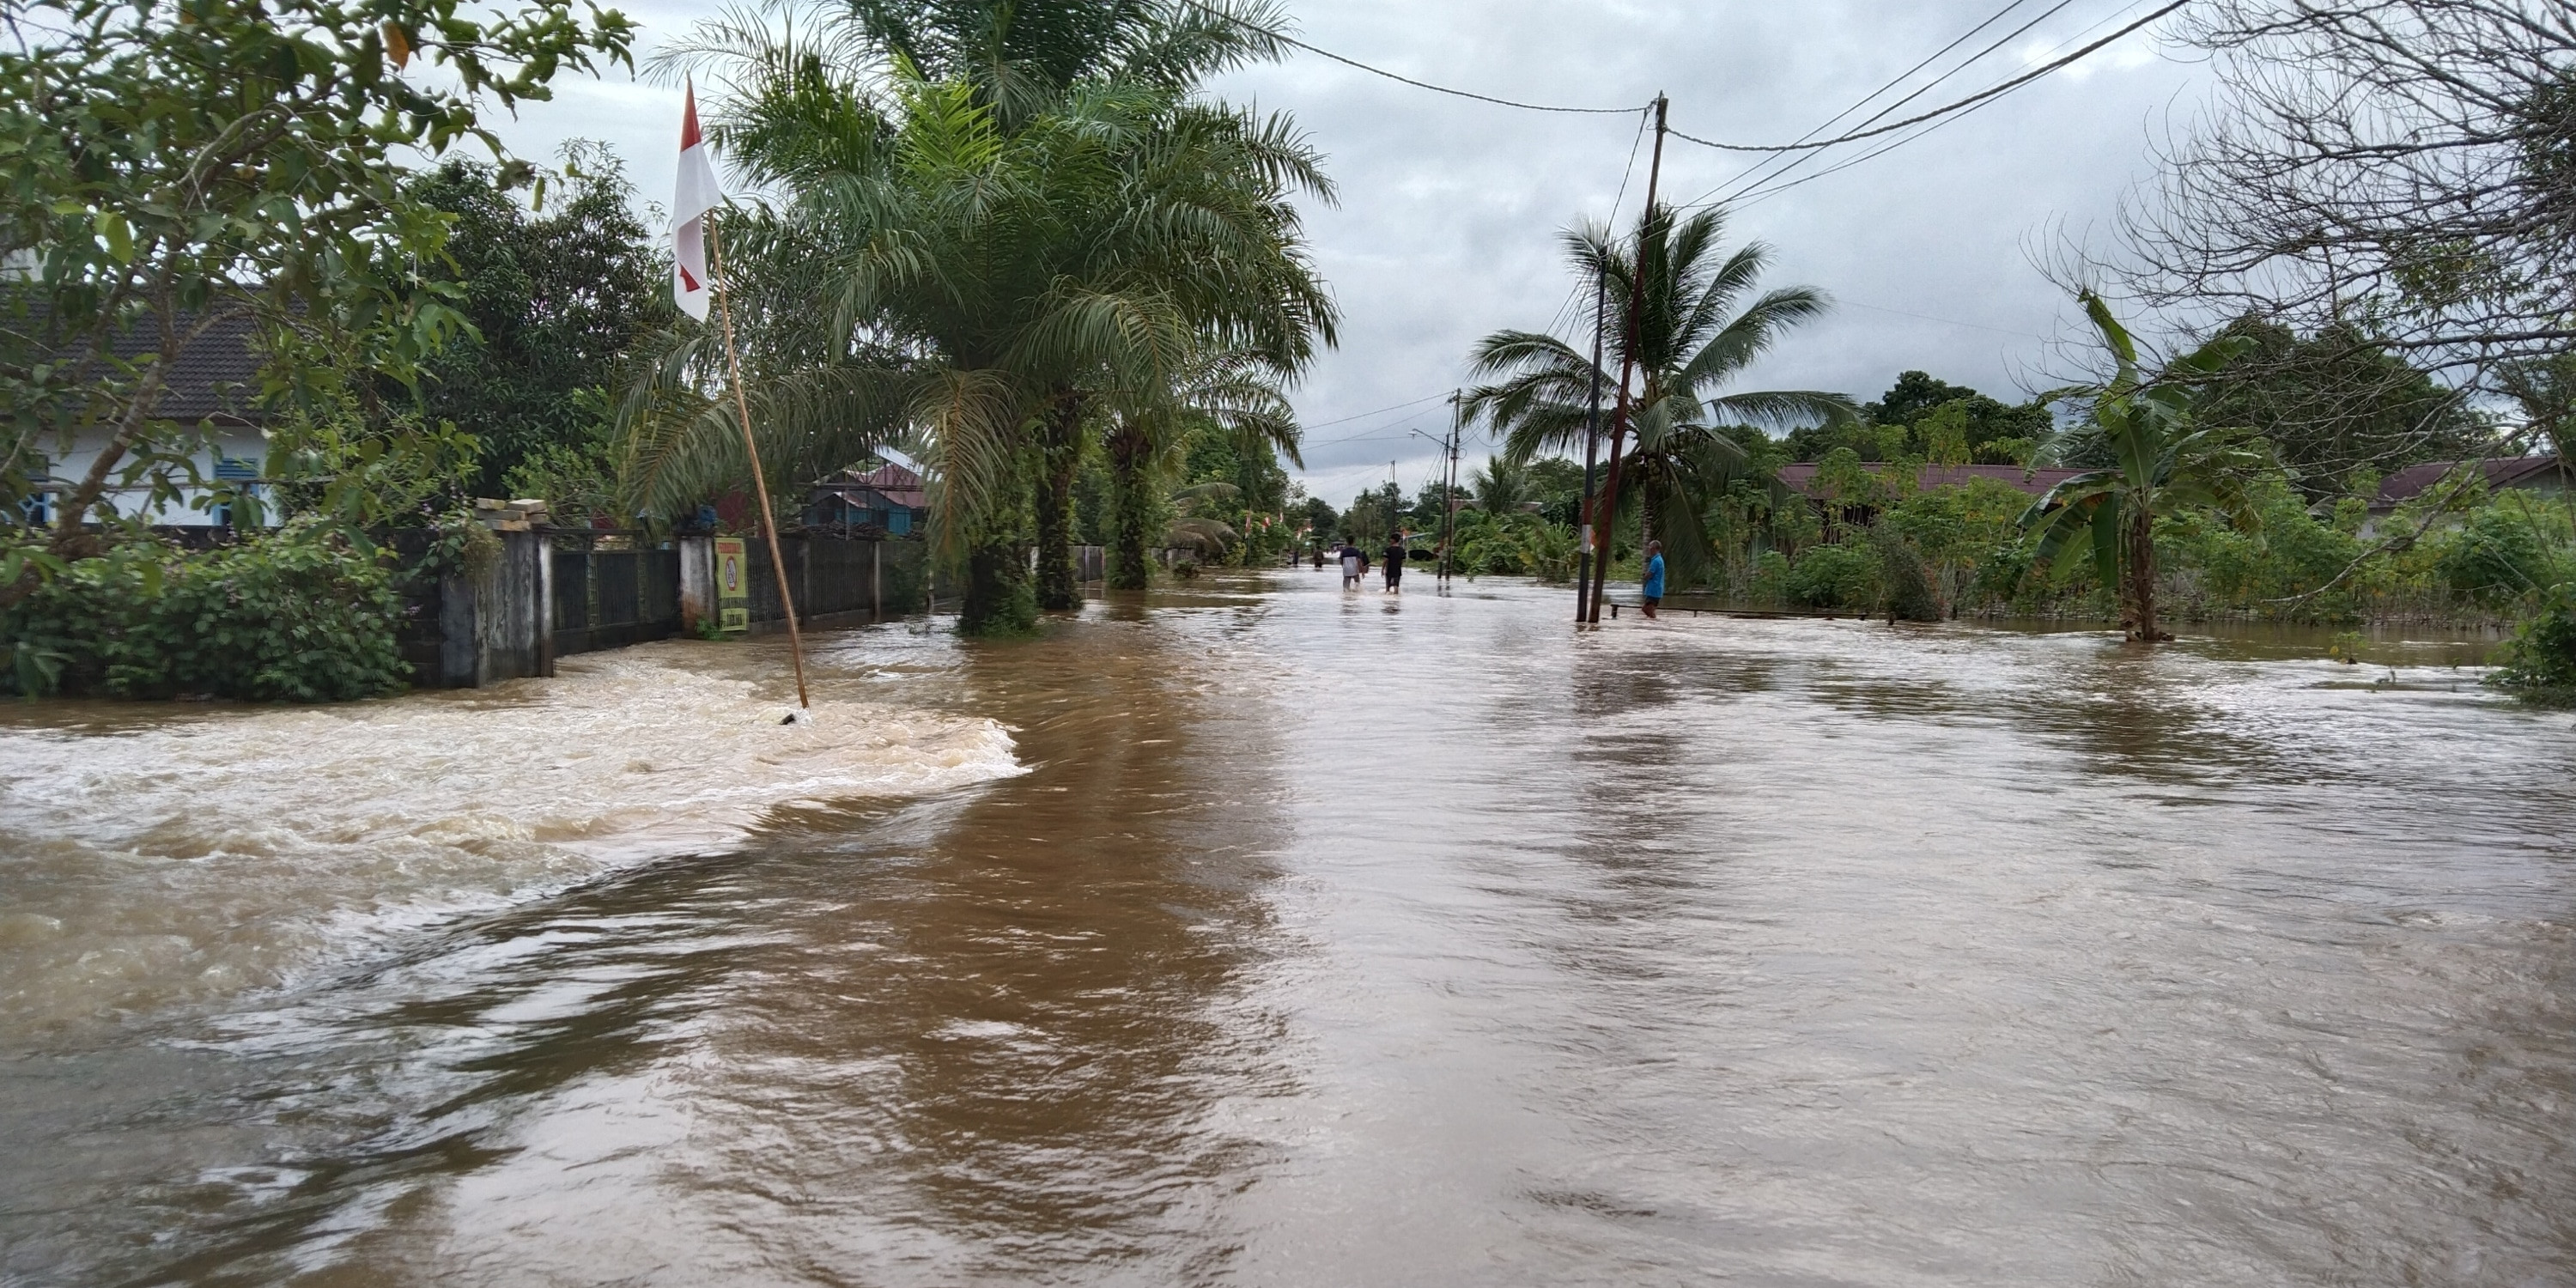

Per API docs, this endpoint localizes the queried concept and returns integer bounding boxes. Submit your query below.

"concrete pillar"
[536,530,556,677]
[677,534,714,634]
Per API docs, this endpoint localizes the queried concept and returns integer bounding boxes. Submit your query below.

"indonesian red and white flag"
[671,80,722,321]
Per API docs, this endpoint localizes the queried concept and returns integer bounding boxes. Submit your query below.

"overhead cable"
[1176,0,1648,114]
[1729,0,2178,208]
[1680,0,2069,209]
[1666,0,2187,154]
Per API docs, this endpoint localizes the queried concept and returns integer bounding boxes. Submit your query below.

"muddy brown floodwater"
[2,571,2572,1285]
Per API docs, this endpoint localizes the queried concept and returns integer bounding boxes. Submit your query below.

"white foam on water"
[0,643,1019,1043]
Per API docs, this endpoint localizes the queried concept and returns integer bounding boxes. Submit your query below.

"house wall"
[34,428,273,526]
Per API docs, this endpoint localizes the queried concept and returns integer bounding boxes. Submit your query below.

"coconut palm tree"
[1464,202,1856,590]
[2020,292,2271,641]
[1466,454,1531,513]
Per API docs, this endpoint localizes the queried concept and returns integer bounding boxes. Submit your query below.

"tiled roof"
[2372,456,2571,508]
[1774,461,2083,498]
[21,302,266,424]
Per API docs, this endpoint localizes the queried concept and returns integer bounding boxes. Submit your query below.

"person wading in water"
[1641,539,1665,618]
[1382,535,1406,595]
[1339,541,1364,589]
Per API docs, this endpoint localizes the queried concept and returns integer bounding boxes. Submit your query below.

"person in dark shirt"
[1382,538,1406,594]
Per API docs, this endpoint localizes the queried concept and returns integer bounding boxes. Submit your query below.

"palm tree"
[1097,345,1298,587]
[633,3,1333,630]
[1464,202,1856,591]
[1466,454,1530,513]
[2020,293,2272,641]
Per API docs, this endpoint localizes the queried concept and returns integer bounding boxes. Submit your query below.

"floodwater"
[2,573,2571,1285]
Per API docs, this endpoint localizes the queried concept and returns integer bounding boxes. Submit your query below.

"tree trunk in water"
[2126,501,2166,641]
[959,538,1036,636]
[1106,430,1154,591]
[1033,397,1083,611]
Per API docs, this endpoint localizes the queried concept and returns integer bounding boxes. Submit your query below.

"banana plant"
[2020,293,2271,641]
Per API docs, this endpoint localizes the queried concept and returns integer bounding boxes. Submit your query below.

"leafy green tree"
[1865,370,1977,427]
[2021,293,2274,641]
[1297,494,1338,550]
[406,148,671,500]
[1522,455,1588,526]
[2200,318,2489,499]
[1789,371,2050,463]
[0,0,633,597]
[1466,202,1856,592]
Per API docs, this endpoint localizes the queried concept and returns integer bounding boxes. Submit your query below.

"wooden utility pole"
[1574,264,1608,623]
[1586,94,1668,626]
[707,221,811,709]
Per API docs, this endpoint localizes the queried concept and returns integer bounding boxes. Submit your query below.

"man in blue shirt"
[1641,539,1665,618]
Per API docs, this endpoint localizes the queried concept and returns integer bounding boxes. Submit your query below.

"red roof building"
[2371,455,2573,512]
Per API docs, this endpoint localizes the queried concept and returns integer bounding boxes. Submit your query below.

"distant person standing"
[1339,542,1363,588]
[1641,539,1665,618]
[1382,537,1406,594]
[1312,545,1326,570]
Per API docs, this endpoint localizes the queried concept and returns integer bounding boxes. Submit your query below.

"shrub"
[2488,587,2576,699]
[2,524,408,702]
[1868,525,1941,621]
[1786,542,1880,611]
[2439,506,2554,606]
[1749,550,1790,606]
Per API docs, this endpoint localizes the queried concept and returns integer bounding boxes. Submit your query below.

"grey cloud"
[487,0,2204,507]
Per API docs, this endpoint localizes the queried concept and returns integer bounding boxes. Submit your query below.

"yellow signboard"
[714,537,750,633]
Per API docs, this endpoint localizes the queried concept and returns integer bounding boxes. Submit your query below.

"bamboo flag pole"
[706,220,811,710]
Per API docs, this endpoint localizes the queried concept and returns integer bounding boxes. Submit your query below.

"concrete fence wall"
[410,531,929,689]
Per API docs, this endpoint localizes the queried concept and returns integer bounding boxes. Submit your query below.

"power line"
[1680,0,2070,210]
[1176,0,1647,115]
[1296,391,1452,434]
[1666,0,2186,155]
[1728,0,2177,209]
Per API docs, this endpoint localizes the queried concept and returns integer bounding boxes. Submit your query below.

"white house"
[21,310,272,529]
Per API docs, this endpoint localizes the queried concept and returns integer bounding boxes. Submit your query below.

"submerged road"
[2,570,2571,1285]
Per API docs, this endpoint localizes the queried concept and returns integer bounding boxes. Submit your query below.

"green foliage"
[2020,293,2271,641]
[1465,201,1856,593]
[0,0,632,577]
[2202,318,2490,499]
[1785,541,1879,611]
[406,150,671,500]
[1748,549,1790,605]
[3,524,406,701]
[2489,588,2576,699]
[1879,476,2028,617]
[637,3,1334,626]
[2438,503,2562,605]
[1449,507,1574,580]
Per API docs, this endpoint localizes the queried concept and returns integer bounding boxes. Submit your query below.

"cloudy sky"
[488,0,2207,508]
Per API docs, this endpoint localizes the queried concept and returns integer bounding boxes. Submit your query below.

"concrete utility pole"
[1586,93,1668,626]
[1440,391,1461,584]
[1575,264,1607,623]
